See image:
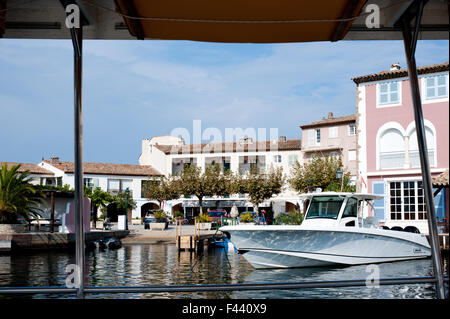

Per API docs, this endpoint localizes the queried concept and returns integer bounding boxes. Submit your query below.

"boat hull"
[220,225,431,269]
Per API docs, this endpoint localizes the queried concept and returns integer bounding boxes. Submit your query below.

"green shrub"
[173,211,184,219]
[274,209,304,225]
[153,210,167,222]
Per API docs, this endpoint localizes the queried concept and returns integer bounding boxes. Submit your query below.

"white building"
[138,135,303,220]
[38,157,162,221]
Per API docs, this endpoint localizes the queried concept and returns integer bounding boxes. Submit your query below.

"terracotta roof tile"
[433,169,449,187]
[1,162,54,175]
[44,160,162,176]
[153,139,302,155]
[352,62,449,85]
[300,114,356,129]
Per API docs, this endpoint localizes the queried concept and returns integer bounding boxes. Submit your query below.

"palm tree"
[0,163,45,224]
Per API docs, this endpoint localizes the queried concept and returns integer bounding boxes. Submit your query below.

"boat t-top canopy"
[1,0,448,41]
[299,192,384,201]
[0,0,448,299]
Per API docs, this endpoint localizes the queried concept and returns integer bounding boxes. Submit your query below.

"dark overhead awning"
[115,0,367,43]
[1,0,448,41]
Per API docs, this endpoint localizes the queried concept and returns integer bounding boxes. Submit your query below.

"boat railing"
[0,276,447,296]
[212,217,238,230]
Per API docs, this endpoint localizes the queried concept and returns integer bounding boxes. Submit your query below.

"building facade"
[354,62,449,234]
[139,135,303,219]
[38,157,162,221]
[300,112,358,184]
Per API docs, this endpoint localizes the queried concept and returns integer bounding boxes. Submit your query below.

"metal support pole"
[400,3,446,299]
[70,25,84,299]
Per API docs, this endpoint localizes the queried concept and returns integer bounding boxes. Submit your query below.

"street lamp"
[336,168,344,192]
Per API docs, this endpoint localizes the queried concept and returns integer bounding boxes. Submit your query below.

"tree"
[114,191,137,215]
[288,153,356,193]
[143,176,180,209]
[84,186,115,224]
[179,164,231,215]
[241,166,284,214]
[0,163,46,224]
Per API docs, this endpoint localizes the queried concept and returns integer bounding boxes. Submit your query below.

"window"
[172,157,197,175]
[329,126,338,138]
[330,152,340,160]
[316,129,321,144]
[348,150,356,161]
[390,182,402,220]
[308,129,315,146]
[425,75,448,100]
[378,80,400,105]
[306,196,345,220]
[273,155,282,163]
[379,128,405,169]
[288,154,298,166]
[348,124,356,136]
[84,177,99,188]
[107,179,132,196]
[389,181,427,221]
[408,127,436,167]
[342,197,358,218]
[205,156,231,172]
[238,155,266,174]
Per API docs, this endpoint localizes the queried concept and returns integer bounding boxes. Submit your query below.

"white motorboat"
[220,192,431,269]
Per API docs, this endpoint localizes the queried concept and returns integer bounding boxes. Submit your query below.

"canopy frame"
[396,0,446,299]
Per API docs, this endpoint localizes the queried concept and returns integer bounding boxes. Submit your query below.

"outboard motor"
[98,239,107,250]
[105,238,122,249]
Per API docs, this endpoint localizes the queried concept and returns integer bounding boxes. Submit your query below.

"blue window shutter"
[372,181,385,222]
[434,188,445,221]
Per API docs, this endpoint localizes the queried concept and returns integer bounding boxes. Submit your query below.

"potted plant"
[0,163,45,233]
[131,217,142,225]
[239,213,255,224]
[151,210,168,230]
[197,213,212,230]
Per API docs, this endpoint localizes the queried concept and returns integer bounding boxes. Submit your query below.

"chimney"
[50,157,60,164]
[328,112,334,119]
[239,137,253,144]
[390,63,401,71]
[279,136,287,142]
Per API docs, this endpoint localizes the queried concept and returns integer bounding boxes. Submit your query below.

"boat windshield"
[306,196,345,220]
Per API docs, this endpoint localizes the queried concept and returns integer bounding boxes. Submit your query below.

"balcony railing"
[379,151,405,169]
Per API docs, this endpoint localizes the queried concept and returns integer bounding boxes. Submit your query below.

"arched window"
[379,128,405,169]
[408,127,436,167]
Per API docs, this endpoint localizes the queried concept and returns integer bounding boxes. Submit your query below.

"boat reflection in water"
[220,192,431,269]
[234,258,441,299]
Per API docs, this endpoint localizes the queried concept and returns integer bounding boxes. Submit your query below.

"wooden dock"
[175,219,218,254]
[0,237,11,253]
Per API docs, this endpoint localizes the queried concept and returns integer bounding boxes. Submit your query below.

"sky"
[0,38,448,165]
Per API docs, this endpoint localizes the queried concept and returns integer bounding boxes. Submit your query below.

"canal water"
[0,243,448,299]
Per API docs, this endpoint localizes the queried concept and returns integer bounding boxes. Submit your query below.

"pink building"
[354,62,449,234]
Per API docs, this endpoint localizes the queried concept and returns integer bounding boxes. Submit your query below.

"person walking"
[260,210,267,225]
